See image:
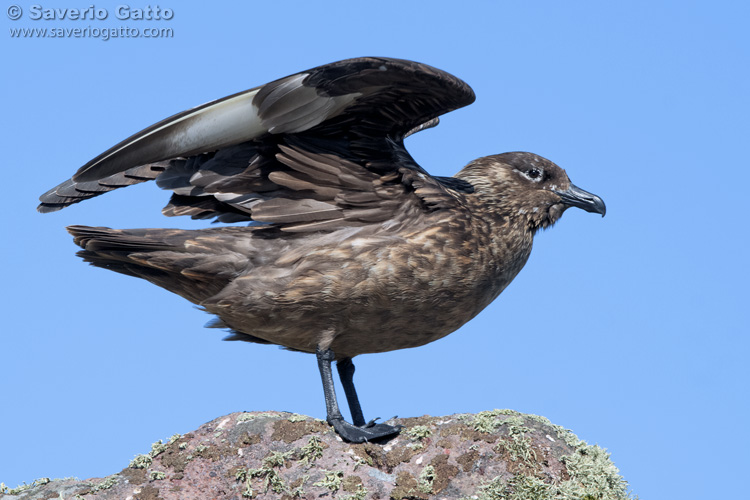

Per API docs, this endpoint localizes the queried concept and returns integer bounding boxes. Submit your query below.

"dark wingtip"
[37,203,63,214]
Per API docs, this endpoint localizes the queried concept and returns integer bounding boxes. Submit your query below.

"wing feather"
[39,57,477,228]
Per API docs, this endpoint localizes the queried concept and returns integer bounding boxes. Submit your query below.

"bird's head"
[457,152,605,231]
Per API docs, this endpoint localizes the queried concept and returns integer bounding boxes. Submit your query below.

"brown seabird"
[38,57,606,442]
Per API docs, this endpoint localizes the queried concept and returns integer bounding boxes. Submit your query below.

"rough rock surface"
[1,410,635,499]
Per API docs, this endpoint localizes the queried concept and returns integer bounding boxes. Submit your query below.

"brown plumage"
[39,57,605,442]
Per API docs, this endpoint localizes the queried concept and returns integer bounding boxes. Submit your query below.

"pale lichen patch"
[313,469,344,492]
[470,420,634,500]
[404,425,432,441]
[0,478,51,495]
[128,453,152,469]
[300,435,325,464]
[91,475,118,492]
[236,450,293,496]
[417,464,436,494]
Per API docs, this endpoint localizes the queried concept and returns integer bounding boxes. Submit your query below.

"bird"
[38,57,605,443]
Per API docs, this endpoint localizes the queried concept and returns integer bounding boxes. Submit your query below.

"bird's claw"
[364,417,380,427]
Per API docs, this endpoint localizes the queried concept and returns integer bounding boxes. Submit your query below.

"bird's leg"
[316,348,401,443]
[336,357,366,427]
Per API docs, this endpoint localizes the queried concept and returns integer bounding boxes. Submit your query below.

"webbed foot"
[328,417,402,443]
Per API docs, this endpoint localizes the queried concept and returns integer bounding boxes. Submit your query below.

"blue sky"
[2,1,748,497]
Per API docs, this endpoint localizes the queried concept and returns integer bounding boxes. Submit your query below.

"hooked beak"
[554,183,606,216]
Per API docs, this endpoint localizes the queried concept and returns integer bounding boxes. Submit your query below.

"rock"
[0,410,634,499]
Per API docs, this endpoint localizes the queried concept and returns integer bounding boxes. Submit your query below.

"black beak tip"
[594,196,606,217]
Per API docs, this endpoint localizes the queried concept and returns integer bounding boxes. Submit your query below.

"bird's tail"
[67,225,236,305]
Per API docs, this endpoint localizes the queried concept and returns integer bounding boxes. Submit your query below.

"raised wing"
[38,57,476,230]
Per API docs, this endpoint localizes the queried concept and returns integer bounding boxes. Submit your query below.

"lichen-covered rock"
[0,410,635,499]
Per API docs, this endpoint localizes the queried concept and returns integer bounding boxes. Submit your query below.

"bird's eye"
[527,168,542,179]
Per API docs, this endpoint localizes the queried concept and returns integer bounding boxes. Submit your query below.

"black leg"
[336,357,366,427]
[316,347,345,422]
[316,348,401,443]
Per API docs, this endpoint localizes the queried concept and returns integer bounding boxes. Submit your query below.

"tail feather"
[69,225,175,252]
[67,225,242,304]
